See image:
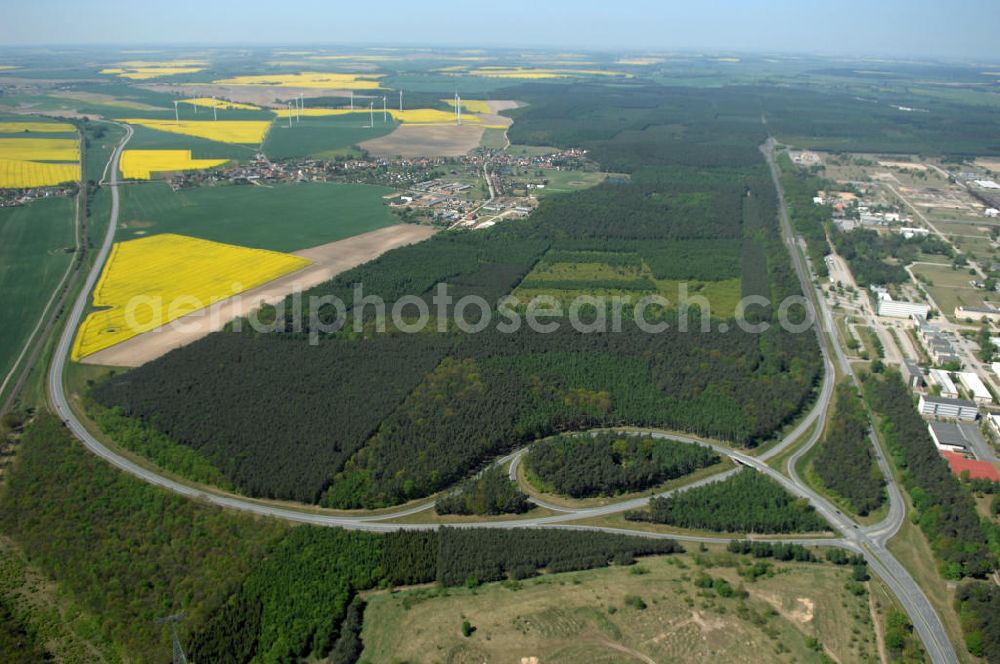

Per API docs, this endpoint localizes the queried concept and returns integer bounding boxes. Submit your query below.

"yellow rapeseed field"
[272,106,500,126]
[117,119,273,144]
[102,66,205,80]
[72,233,312,360]
[273,107,358,118]
[181,97,260,111]
[0,159,78,188]
[442,98,493,114]
[0,138,80,162]
[213,72,383,89]
[119,150,229,180]
[0,121,76,133]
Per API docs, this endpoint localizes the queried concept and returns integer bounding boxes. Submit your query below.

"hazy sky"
[2,0,999,60]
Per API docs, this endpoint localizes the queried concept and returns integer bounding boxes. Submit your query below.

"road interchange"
[45,126,958,662]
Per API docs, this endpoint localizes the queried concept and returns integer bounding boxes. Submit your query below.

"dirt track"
[80,224,437,367]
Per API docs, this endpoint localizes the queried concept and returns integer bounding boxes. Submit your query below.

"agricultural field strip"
[101,66,205,79]
[114,118,272,145]
[0,159,79,188]
[72,233,312,360]
[179,97,259,110]
[0,137,79,161]
[119,149,228,180]
[45,127,954,663]
[211,72,383,89]
[0,199,80,411]
[79,224,438,367]
[0,121,76,133]
[0,129,80,187]
[272,106,508,127]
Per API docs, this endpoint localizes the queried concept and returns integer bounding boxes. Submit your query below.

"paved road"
[46,127,956,663]
[763,139,956,664]
[957,422,999,465]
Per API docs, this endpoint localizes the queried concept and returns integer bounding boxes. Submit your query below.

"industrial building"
[915,317,961,366]
[872,289,930,319]
[917,395,979,421]
[927,422,970,453]
[928,369,958,399]
[956,372,992,405]
[955,305,1000,323]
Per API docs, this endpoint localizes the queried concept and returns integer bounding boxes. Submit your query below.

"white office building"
[917,395,979,421]
[872,288,930,319]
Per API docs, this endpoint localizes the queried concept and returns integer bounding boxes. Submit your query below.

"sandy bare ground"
[878,160,928,171]
[487,100,520,113]
[360,100,518,158]
[360,124,487,158]
[81,224,437,367]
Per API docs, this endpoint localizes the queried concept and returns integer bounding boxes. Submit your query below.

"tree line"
[435,465,529,516]
[864,372,996,578]
[524,432,719,498]
[812,383,886,516]
[625,470,831,534]
[955,581,1000,663]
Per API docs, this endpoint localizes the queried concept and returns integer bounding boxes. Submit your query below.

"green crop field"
[0,197,75,397]
[533,168,608,197]
[361,552,878,664]
[479,127,509,150]
[514,253,742,316]
[117,180,399,251]
[263,113,398,159]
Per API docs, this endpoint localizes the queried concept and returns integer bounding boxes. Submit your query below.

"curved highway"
[46,127,956,663]
[762,139,955,664]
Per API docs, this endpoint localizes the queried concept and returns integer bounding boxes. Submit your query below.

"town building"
[927,422,970,453]
[955,305,1000,323]
[872,287,930,319]
[928,369,958,398]
[956,371,993,405]
[897,227,929,239]
[915,317,961,365]
[917,395,979,421]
